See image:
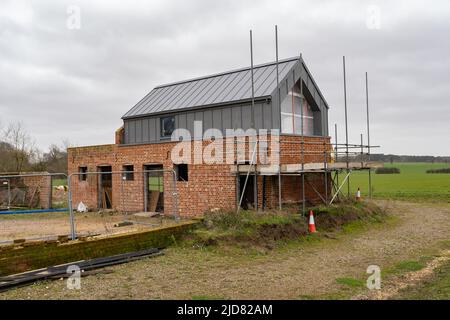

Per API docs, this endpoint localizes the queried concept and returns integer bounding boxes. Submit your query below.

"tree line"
[0,121,68,174]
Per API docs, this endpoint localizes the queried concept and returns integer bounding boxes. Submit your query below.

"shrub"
[184,201,386,249]
[375,167,400,174]
[426,168,450,174]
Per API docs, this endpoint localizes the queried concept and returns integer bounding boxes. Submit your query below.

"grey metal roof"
[122,57,299,119]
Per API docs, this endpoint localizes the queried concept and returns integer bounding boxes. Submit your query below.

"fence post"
[67,174,76,240]
[171,170,180,221]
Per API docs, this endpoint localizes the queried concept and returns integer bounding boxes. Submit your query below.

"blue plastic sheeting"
[0,209,68,215]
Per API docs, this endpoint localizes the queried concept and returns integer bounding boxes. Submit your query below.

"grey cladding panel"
[149,118,156,141]
[203,110,213,130]
[212,109,222,131]
[254,103,263,129]
[128,120,136,144]
[263,103,272,129]
[142,118,149,142]
[232,106,241,129]
[222,108,232,131]
[186,113,195,137]
[124,121,129,144]
[241,105,252,130]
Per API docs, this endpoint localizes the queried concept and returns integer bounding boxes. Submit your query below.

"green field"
[345,162,450,202]
[52,178,67,187]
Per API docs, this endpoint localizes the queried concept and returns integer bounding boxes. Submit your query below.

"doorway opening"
[144,164,164,213]
[98,166,112,209]
[238,174,255,210]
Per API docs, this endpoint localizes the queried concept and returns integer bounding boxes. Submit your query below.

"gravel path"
[1,200,450,300]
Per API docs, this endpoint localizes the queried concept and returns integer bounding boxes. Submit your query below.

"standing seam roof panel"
[165,80,201,111]
[147,84,181,114]
[214,70,249,104]
[138,86,174,115]
[153,81,190,113]
[129,87,166,117]
[224,70,252,102]
[238,65,274,100]
[254,65,277,97]
[172,77,208,110]
[208,71,242,105]
[122,57,325,118]
[154,80,195,113]
[182,77,216,108]
[196,73,236,107]
[186,75,223,108]
[201,72,239,106]
[124,89,159,118]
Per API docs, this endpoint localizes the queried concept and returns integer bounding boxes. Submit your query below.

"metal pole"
[250,30,255,128]
[334,123,339,190]
[334,123,338,160]
[343,56,350,197]
[67,174,76,240]
[365,72,372,198]
[250,29,258,211]
[275,25,282,210]
[324,140,328,205]
[172,170,180,221]
[300,54,306,215]
[7,180,11,209]
[360,133,364,166]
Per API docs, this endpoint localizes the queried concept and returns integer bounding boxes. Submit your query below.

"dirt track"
[1,200,450,299]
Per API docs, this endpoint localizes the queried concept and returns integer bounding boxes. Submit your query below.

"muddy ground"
[0,212,173,242]
[1,200,450,299]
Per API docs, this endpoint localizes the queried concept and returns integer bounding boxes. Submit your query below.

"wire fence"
[0,170,180,244]
[0,173,68,243]
[67,169,179,239]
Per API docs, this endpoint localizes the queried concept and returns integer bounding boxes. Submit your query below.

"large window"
[281,85,314,135]
[160,116,175,138]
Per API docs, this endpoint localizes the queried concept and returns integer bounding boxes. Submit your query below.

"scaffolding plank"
[231,162,383,174]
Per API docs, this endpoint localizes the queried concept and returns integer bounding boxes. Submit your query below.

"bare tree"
[2,122,37,173]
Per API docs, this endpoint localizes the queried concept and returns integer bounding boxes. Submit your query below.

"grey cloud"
[0,0,449,155]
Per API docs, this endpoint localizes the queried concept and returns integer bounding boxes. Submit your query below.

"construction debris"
[0,248,163,292]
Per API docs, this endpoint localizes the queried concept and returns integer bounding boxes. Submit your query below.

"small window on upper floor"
[174,164,188,181]
[79,166,88,181]
[122,165,134,181]
[161,116,175,138]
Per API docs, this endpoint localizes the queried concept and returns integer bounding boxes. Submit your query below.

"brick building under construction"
[67,56,334,217]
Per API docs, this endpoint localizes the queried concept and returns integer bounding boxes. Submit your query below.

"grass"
[393,260,450,299]
[0,211,69,220]
[336,277,365,288]
[182,201,386,251]
[52,178,67,187]
[348,162,450,202]
[393,260,426,273]
[192,295,226,300]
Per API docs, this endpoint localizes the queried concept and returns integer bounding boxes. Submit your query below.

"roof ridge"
[154,56,300,89]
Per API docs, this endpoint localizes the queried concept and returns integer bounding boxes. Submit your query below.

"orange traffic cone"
[309,210,317,233]
[356,187,361,201]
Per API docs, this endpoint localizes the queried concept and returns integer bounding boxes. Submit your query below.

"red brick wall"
[0,174,52,209]
[23,175,52,209]
[67,135,331,217]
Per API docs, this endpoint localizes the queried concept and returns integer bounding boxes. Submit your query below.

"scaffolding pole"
[365,72,372,198]
[300,53,306,215]
[334,123,339,192]
[249,29,258,211]
[275,25,282,210]
[343,56,350,198]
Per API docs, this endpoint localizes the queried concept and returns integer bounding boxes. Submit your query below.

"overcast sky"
[0,0,449,156]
